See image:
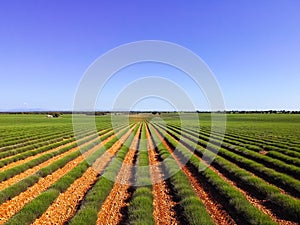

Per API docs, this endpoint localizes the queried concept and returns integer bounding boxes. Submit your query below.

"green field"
[0,113,299,225]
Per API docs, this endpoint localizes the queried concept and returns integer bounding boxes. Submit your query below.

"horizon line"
[1,108,300,113]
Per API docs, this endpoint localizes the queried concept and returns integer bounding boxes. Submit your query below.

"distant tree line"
[1,110,300,115]
[225,110,300,114]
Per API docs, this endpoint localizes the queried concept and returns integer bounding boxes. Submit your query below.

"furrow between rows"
[0,127,129,224]
[160,124,297,225]
[96,124,142,225]
[0,129,112,191]
[150,123,235,225]
[31,126,134,225]
[145,123,178,225]
[160,123,300,222]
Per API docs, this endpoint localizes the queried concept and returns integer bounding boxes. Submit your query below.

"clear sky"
[1,0,299,111]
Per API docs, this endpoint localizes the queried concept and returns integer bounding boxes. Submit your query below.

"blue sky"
[0,0,299,111]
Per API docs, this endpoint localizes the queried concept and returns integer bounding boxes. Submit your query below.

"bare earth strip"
[145,124,178,225]
[164,125,297,225]
[0,135,75,162]
[0,129,110,171]
[210,164,298,225]
[0,151,89,224]
[179,126,291,196]
[0,130,71,153]
[0,131,110,191]
[96,125,142,225]
[31,126,135,225]
[0,132,90,172]
[0,127,128,224]
[150,124,236,225]
[32,168,98,225]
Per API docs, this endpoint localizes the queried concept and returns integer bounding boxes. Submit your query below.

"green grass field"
[0,113,299,225]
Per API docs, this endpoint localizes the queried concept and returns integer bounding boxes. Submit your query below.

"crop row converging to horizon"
[0,113,299,225]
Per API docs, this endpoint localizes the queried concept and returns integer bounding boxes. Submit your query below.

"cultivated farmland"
[0,113,299,225]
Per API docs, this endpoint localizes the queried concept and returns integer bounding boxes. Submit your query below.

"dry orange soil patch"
[150,124,236,225]
[145,124,178,225]
[167,126,297,225]
[31,126,134,225]
[0,131,110,191]
[96,125,142,225]
[0,135,74,163]
[0,128,127,224]
[0,128,113,171]
[0,151,87,224]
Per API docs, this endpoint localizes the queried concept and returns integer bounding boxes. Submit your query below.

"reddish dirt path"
[0,130,73,152]
[214,171,298,225]
[163,125,298,225]
[0,135,74,162]
[0,130,112,191]
[0,151,88,224]
[145,124,178,225]
[149,124,236,225]
[32,167,98,225]
[96,124,142,225]
[204,152,297,224]
[0,127,131,225]
[177,126,291,196]
[31,126,135,225]
[0,129,111,171]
